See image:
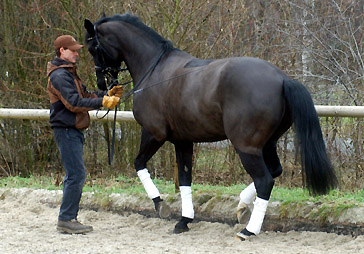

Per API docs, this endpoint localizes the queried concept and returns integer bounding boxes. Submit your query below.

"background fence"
[1,106,364,121]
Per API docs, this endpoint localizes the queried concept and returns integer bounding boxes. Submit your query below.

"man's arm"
[50,70,103,112]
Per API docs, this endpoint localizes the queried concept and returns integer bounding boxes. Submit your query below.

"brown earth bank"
[1,187,364,254]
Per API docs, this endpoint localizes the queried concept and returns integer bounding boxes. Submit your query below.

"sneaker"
[57,219,93,234]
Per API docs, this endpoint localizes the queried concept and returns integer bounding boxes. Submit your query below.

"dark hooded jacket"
[47,57,106,130]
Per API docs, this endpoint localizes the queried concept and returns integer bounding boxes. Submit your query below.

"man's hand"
[107,85,123,98]
[102,96,120,110]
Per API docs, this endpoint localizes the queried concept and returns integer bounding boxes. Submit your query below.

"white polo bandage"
[180,186,194,219]
[137,168,160,199]
[245,197,269,235]
[239,182,256,205]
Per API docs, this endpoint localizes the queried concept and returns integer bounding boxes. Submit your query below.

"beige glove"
[107,85,123,98]
[102,96,120,109]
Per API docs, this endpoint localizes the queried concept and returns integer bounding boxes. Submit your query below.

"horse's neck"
[124,44,165,84]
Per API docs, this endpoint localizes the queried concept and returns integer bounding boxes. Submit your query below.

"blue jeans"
[53,127,86,221]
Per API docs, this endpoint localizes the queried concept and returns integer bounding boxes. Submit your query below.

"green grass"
[0,175,60,190]
[1,175,364,206]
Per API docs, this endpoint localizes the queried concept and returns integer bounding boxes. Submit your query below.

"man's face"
[60,47,80,64]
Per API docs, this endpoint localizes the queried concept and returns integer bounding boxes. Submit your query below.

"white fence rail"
[0,108,135,122]
[0,106,363,122]
[315,106,364,118]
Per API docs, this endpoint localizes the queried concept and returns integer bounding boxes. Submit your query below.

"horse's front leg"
[135,128,171,218]
[173,141,194,234]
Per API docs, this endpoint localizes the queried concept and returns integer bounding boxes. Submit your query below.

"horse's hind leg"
[235,149,273,240]
[173,141,194,234]
[134,128,171,218]
[236,182,256,224]
[263,140,283,178]
[237,140,283,224]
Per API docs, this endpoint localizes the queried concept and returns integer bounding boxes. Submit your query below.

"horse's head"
[85,14,174,91]
[84,18,124,91]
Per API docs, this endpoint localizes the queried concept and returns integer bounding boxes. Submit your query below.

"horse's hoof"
[236,228,255,241]
[155,200,171,219]
[236,203,251,224]
[173,217,193,234]
[173,224,189,234]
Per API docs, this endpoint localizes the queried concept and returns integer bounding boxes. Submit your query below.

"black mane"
[95,13,173,48]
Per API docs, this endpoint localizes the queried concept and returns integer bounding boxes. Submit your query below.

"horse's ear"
[84,19,95,37]
[102,12,106,18]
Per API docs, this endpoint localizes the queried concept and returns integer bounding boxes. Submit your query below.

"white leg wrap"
[137,168,160,199]
[245,197,269,235]
[239,182,256,206]
[180,186,194,219]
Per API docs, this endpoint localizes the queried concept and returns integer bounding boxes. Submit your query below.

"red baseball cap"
[54,35,83,50]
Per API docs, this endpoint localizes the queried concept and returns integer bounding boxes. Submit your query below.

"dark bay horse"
[84,14,337,240]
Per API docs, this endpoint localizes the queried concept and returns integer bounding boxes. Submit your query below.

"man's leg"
[53,128,92,234]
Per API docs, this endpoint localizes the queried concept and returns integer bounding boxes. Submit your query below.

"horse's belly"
[168,115,226,142]
[172,130,227,142]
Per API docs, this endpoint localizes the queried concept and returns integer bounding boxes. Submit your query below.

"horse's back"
[178,56,287,123]
[176,56,287,104]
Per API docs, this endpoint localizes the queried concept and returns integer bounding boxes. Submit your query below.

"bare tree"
[0,0,362,189]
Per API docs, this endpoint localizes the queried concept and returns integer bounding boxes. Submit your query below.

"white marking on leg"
[180,186,194,219]
[137,168,160,199]
[239,182,256,206]
[245,197,269,235]
[237,182,257,223]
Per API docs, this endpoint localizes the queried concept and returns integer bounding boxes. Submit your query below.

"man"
[47,35,123,234]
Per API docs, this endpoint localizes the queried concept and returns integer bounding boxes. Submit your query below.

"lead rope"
[99,89,128,166]
[107,105,118,165]
[107,79,132,165]
[94,67,131,165]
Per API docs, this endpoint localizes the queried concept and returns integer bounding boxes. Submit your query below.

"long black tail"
[283,79,337,195]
